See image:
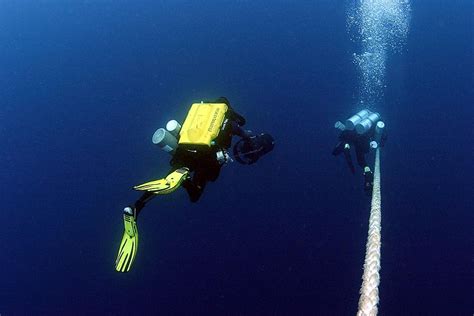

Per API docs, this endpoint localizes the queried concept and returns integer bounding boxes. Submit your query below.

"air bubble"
[348,0,411,104]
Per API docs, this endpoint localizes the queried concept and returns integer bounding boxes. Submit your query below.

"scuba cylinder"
[152,128,178,154]
[374,121,385,144]
[355,112,380,135]
[166,120,181,137]
[334,121,346,131]
[345,109,370,130]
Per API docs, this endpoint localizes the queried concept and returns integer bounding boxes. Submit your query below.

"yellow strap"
[123,214,137,237]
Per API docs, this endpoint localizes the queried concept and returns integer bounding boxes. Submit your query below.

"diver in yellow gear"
[115,97,275,272]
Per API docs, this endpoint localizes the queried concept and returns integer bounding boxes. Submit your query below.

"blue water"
[1,1,472,315]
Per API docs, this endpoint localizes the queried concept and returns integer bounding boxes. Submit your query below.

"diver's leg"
[182,170,207,203]
[355,145,368,169]
[207,164,221,182]
[116,192,154,273]
[132,192,155,217]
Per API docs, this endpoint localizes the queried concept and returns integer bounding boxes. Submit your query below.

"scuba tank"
[369,121,386,149]
[355,112,380,135]
[373,121,385,146]
[339,109,381,135]
[152,128,177,154]
[165,119,181,137]
[334,121,346,131]
[152,119,182,154]
[345,109,370,130]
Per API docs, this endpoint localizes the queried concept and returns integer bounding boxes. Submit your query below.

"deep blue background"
[1,1,472,315]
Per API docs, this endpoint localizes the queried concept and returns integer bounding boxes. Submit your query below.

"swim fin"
[115,208,138,273]
[133,167,189,195]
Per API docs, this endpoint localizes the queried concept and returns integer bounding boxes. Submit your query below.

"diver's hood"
[233,133,275,165]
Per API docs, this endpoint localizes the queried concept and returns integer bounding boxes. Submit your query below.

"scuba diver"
[115,97,275,272]
[332,109,386,196]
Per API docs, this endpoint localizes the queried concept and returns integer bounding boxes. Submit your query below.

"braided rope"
[357,148,382,316]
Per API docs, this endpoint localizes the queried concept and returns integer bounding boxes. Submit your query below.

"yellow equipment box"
[178,103,228,146]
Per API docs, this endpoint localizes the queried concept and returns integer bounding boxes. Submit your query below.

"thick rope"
[357,148,382,316]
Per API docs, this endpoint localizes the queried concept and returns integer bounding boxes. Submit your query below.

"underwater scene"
[1,0,472,315]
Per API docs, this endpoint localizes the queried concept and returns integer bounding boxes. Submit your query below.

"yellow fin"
[133,168,189,195]
[115,213,138,273]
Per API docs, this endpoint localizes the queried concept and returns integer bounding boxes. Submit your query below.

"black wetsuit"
[332,129,374,174]
[134,97,247,213]
[332,124,387,196]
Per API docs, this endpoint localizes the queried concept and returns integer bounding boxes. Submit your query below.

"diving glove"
[115,207,139,273]
[133,167,189,195]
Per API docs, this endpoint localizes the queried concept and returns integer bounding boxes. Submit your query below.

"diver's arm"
[213,96,230,105]
[229,110,246,127]
[333,131,355,172]
[182,171,207,203]
[211,96,247,126]
[231,121,252,138]
[217,97,247,126]
[332,141,345,156]
[343,144,356,174]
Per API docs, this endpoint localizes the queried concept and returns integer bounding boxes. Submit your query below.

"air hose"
[357,148,382,316]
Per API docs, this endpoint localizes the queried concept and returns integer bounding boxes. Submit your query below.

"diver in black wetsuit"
[133,97,275,212]
[333,128,373,174]
[115,97,275,273]
[332,110,386,195]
